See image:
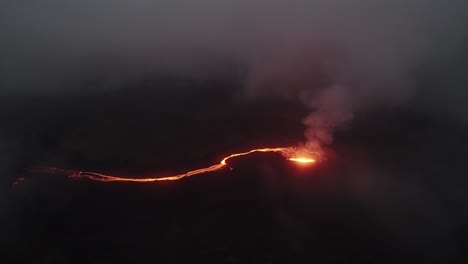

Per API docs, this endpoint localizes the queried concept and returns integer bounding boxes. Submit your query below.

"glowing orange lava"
[32,147,317,183]
[288,157,316,163]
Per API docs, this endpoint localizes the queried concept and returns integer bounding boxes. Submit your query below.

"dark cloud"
[1,1,467,93]
[1,0,468,145]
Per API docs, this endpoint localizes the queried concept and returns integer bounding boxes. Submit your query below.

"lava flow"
[32,147,318,183]
[288,157,316,163]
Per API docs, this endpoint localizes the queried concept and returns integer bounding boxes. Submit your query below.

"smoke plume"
[301,84,354,150]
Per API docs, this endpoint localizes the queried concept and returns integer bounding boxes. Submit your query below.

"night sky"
[2,1,468,263]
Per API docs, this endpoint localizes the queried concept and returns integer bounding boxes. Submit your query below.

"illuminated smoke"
[301,84,354,151]
[245,40,357,151]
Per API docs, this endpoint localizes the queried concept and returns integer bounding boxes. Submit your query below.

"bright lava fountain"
[31,147,317,183]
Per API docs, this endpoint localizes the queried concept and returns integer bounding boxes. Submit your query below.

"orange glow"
[32,147,319,183]
[288,157,316,163]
